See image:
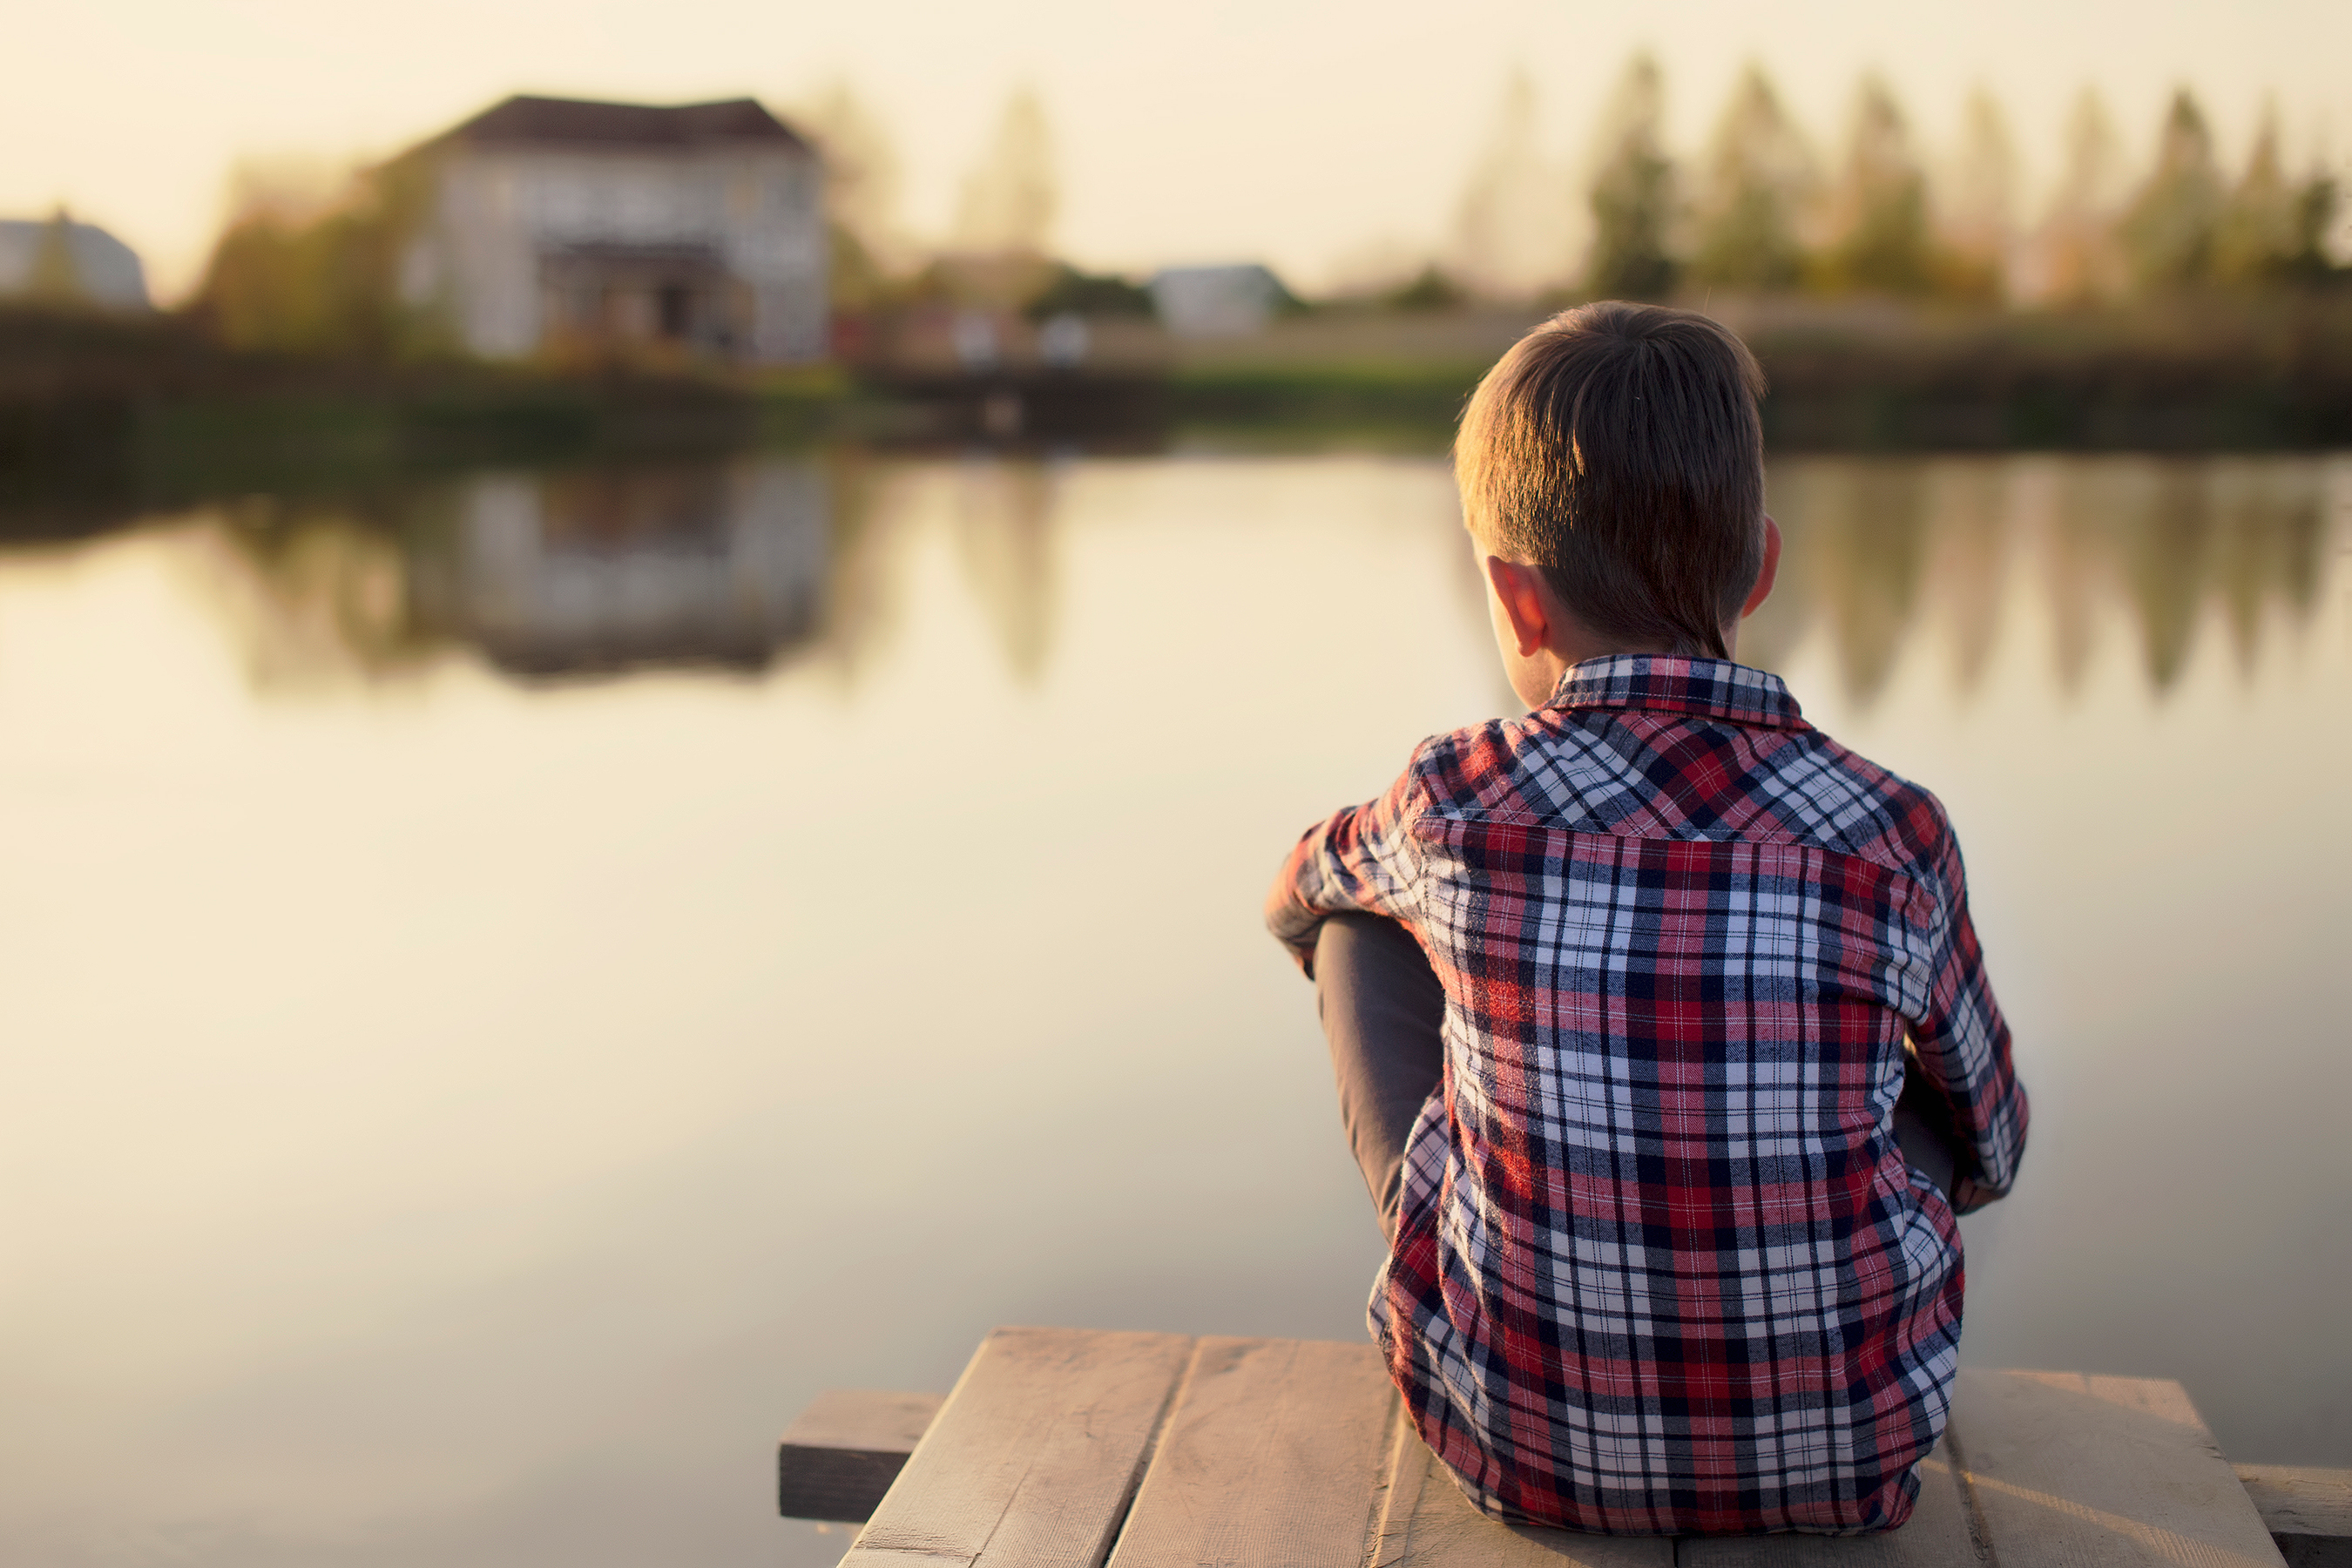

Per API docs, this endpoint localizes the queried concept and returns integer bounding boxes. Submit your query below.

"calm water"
[1,450,2345,1568]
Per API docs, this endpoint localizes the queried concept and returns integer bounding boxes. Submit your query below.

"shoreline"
[5,296,2349,528]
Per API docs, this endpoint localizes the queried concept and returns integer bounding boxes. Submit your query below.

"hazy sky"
[7,0,2348,300]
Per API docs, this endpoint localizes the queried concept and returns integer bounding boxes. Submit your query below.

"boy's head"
[1456,301,1769,663]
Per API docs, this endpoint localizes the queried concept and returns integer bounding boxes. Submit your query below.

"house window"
[658,284,693,338]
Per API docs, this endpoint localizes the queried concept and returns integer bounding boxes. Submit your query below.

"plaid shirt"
[1267,656,2027,1536]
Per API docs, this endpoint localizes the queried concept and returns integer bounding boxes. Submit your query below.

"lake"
[0,449,2345,1568]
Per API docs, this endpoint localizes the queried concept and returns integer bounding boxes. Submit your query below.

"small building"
[0,213,150,310]
[1148,264,1287,338]
[394,95,827,363]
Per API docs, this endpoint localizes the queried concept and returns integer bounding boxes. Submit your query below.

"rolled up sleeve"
[1265,742,1436,977]
[1905,817,2031,1212]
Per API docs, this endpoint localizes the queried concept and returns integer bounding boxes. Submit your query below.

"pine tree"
[955,89,1057,257]
[1937,87,2018,301]
[1688,64,1816,291]
[1582,56,1680,301]
[2213,108,2299,286]
[1453,71,1577,300]
[2119,90,2225,290]
[2032,87,2131,303]
[1817,75,1936,295]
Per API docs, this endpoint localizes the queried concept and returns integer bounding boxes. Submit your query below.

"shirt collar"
[1547,654,1808,729]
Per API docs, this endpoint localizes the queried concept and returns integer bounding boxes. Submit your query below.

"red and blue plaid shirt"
[1267,655,2027,1536]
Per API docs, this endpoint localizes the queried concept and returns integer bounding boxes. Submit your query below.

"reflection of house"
[395,96,827,362]
[0,213,150,308]
[426,461,830,673]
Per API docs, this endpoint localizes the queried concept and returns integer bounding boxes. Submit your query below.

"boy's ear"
[1484,556,1552,656]
[1740,517,1782,619]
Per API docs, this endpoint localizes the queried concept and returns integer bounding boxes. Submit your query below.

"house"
[394,95,827,363]
[0,213,150,309]
[1147,264,1288,337]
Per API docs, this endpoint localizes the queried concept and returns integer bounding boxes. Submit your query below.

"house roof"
[443,96,812,153]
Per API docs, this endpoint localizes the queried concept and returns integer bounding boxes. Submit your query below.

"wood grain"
[841,1326,1194,1568]
[1948,1369,2286,1568]
[778,1389,945,1522]
[1106,1335,1399,1568]
[2234,1468,2352,1540]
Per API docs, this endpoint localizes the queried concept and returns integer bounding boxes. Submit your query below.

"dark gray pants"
[1313,914,1970,1240]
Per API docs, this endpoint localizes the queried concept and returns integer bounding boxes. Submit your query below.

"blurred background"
[1,3,2347,1567]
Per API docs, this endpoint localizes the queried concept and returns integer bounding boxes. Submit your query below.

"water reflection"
[155,454,1088,691]
[0,451,2343,1568]
[952,459,1059,683]
[82,450,2342,703]
[422,463,831,676]
[1743,455,2337,700]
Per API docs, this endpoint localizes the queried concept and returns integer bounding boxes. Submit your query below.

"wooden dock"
[781,1327,2352,1568]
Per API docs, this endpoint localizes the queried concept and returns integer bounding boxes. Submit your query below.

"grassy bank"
[1166,296,2352,450]
[6,295,2349,536]
[0,306,851,532]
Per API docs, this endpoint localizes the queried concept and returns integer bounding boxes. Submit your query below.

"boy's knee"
[1314,915,1439,1017]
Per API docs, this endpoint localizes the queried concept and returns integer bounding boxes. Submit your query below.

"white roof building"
[1148,264,1286,338]
[0,215,150,310]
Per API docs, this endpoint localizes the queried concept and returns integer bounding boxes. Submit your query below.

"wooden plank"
[1369,1414,1672,1568]
[841,1326,1194,1568]
[779,1389,944,1521]
[2234,1468,2352,1540]
[1948,1369,2286,1568]
[1106,1335,1399,1568]
[1675,1433,1979,1568]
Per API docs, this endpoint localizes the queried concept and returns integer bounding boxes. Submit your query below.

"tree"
[1688,63,1816,292]
[955,89,1056,256]
[2119,90,2225,290]
[1815,75,1936,296]
[2032,87,2131,303]
[1937,87,2019,300]
[1452,70,1578,300]
[793,78,907,307]
[191,159,438,359]
[2213,110,2295,285]
[1582,55,1679,301]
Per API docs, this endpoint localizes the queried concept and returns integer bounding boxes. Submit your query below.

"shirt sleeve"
[1905,814,2031,1213]
[1265,741,1436,977]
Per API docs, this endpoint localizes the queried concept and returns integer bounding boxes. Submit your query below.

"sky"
[5,0,2349,301]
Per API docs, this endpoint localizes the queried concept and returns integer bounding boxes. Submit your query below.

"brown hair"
[1454,301,1767,659]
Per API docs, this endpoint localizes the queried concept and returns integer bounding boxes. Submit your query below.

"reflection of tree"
[188,495,443,688]
[1778,459,1931,704]
[1738,461,1818,677]
[1923,461,2009,695]
[952,458,1058,685]
[2041,460,2117,691]
[2116,462,2209,689]
[1749,455,2337,703]
[2207,459,2327,673]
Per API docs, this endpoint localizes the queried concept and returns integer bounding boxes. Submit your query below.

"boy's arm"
[1908,821,2031,1214]
[1265,742,1436,977]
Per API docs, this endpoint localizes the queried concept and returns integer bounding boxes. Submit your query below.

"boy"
[1265,303,2027,1537]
